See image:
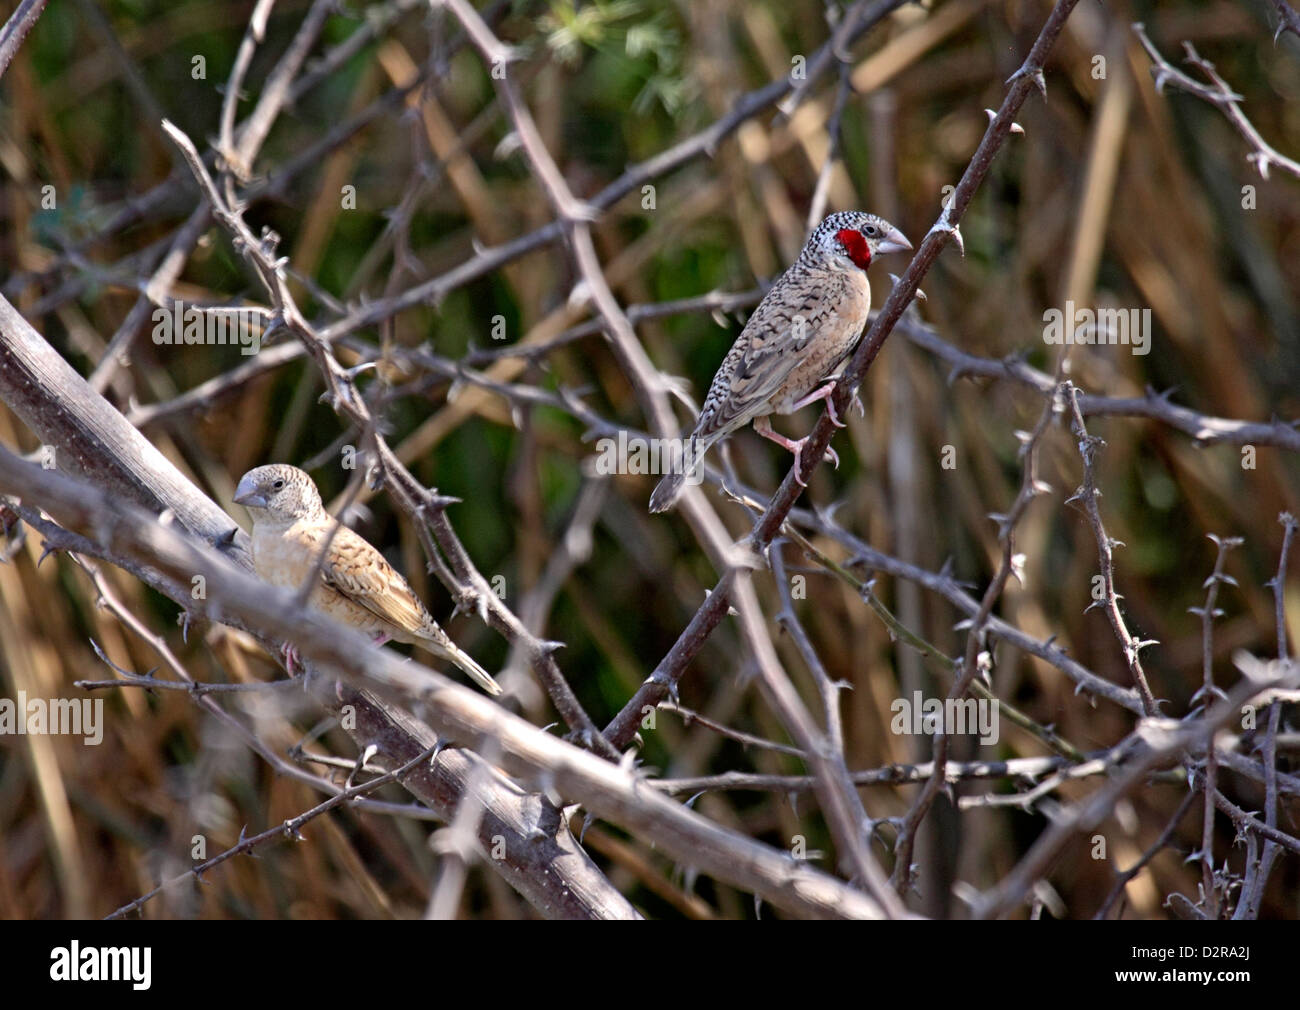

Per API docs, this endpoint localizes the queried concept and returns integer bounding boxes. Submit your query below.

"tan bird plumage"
[233,464,503,696]
[649,211,911,513]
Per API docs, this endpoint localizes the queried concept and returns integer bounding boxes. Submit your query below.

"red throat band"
[835,228,872,270]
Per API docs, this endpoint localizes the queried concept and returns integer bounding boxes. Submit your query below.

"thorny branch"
[891,374,1064,893]
[1134,21,1300,181]
[3,0,1297,920]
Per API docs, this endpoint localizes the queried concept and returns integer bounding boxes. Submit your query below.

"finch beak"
[233,476,267,508]
[877,226,912,255]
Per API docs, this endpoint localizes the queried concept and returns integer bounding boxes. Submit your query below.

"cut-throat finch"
[233,464,503,696]
[648,211,910,513]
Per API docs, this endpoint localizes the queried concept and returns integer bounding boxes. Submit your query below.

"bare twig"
[1133,22,1300,180]
[1189,533,1243,917]
[1093,791,1197,920]
[975,660,1299,919]
[1064,383,1160,715]
[108,742,443,919]
[1236,512,1300,917]
[0,0,48,83]
[891,376,1061,893]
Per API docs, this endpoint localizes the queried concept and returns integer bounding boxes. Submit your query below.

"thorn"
[1007,62,1047,99]
[704,587,740,617]
[984,108,1023,135]
[343,360,378,382]
[494,131,522,161]
[949,224,965,257]
[568,279,592,311]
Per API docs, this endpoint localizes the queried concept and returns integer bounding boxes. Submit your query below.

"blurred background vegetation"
[0,0,1297,918]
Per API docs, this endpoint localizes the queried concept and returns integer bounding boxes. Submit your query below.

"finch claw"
[281,642,301,675]
[790,442,809,487]
[824,446,840,469]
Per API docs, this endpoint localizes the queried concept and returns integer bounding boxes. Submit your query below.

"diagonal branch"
[1133,22,1300,181]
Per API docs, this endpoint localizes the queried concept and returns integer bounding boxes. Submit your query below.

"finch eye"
[272,480,284,490]
[864,225,877,236]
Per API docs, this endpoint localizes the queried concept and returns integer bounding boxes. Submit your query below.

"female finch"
[233,464,503,696]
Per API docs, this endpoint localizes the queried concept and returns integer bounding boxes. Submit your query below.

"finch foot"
[754,417,837,486]
[790,380,846,428]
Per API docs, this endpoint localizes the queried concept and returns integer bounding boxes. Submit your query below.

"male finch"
[648,211,910,513]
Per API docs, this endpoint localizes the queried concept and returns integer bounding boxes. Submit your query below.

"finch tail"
[648,471,688,513]
[414,632,503,696]
[648,434,712,513]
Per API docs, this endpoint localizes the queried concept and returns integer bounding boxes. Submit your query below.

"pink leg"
[372,632,391,647]
[281,642,300,675]
[790,380,846,428]
[754,417,839,485]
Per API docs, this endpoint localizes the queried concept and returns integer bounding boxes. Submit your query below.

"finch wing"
[311,522,503,695]
[314,523,430,636]
[692,284,818,441]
